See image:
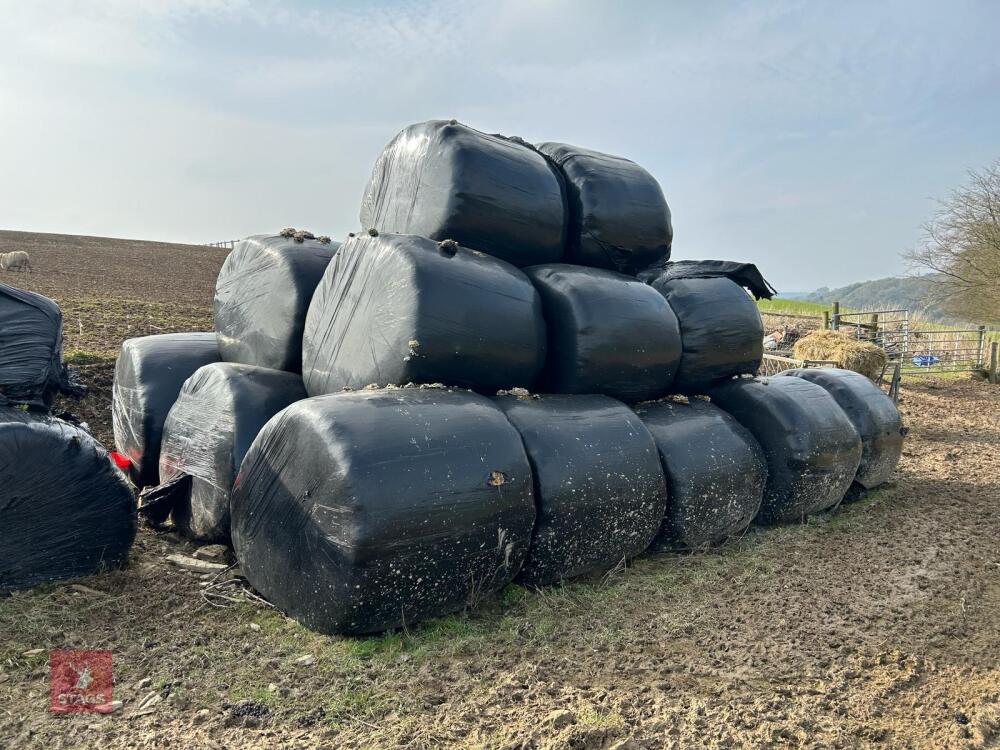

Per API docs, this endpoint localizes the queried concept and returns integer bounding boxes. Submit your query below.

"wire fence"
[205,239,239,249]
[834,309,989,375]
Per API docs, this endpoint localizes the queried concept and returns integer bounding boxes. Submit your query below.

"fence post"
[990,341,998,385]
[832,302,840,331]
[823,311,830,330]
[977,325,986,369]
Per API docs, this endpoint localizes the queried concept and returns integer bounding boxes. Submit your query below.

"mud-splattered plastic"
[524,264,681,402]
[645,275,764,393]
[0,407,136,591]
[360,120,566,267]
[156,362,306,543]
[707,377,862,524]
[230,388,536,635]
[634,398,767,549]
[536,142,671,275]
[214,234,340,373]
[302,233,546,396]
[494,393,665,586]
[0,284,75,406]
[112,332,221,487]
[777,368,904,491]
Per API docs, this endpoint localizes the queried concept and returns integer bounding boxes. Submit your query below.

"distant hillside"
[803,275,949,321]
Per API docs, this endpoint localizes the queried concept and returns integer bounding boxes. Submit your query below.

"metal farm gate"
[832,307,990,376]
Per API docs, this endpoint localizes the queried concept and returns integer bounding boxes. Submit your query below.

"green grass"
[756,297,835,316]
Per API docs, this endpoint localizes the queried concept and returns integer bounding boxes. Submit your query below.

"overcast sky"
[2,1,997,291]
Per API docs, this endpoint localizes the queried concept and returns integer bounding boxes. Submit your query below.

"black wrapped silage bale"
[494,393,666,586]
[633,398,767,550]
[112,332,221,487]
[536,142,672,274]
[707,377,862,524]
[360,120,566,267]
[645,275,764,393]
[214,233,340,373]
[154,362,307,542]
[777,368,904,491]
[230,388,536,635]
[0,284,72,406]
[0,408,136,592]
[524,264,681,402]
[302,233,546,396]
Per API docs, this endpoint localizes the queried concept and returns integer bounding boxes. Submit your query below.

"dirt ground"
[1,232,999,749]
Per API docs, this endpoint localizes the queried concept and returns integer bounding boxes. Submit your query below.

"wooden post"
[832,302,840,331]
[823,311,830,330]
[870,312,879,342]
[989,341,998,385]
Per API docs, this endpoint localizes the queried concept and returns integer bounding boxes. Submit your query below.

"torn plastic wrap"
[360,120,566,267]
[638,260,776,301]
[214,234,340,373]
[155,362,307,543]
[112,332,221,487]
[524,264,681,402]
[645,275,764,393]
[302,233,546,396]
[0,407,136,591]
[536,142,671,274]
[0,283,74,406]
[707,377,862,524]
[634,398,767,550]
[494,393,666,586]
[777,368,904,491]
[230,389,536,635]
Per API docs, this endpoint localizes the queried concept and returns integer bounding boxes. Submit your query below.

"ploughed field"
[1,231,999,749]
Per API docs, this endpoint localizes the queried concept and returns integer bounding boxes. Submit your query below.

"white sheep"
[0,251,31,272]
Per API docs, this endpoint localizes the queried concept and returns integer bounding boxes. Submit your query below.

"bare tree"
[905,160,1000,323]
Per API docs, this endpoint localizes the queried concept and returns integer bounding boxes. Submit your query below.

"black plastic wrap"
[777,368,904,490]
[639,260,776,301]
[646,276,764,393]
[112,332,221,487]
[634,398,767,550]
[302,233,546,396]
[0,407,136,591]
[157,362,307,542]
[707,377,862,524]
[494,393,665,586]
[0,283,71,405]
[231,389,536,635]
[214,234,340,372]
[360,120,566,267]
[536,142,671,274]
[524,264,681,402]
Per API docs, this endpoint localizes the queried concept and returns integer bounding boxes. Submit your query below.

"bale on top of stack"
[0,283,76,407]
[360,120,566,268]
[536,141,672,275]
[214,230,340,374]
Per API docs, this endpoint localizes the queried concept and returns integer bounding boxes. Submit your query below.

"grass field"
[1,232,999,749]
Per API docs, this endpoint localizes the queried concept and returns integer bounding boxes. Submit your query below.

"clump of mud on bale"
[793,330,887,380]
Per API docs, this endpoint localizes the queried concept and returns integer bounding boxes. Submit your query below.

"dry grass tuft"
[793,329,887,379]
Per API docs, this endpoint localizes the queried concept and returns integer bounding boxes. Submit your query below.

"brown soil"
[1,232,999,749]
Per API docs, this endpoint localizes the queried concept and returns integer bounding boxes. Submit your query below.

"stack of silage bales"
[0,284,137,591]
[126,230,335,541]
[100,119,905,636]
